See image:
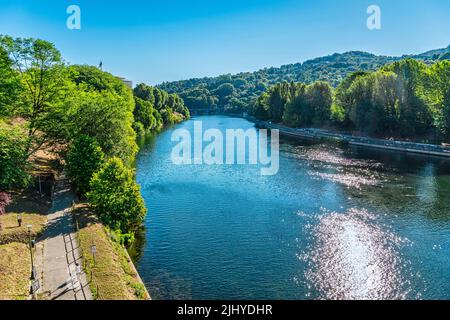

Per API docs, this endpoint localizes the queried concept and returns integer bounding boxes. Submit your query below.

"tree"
[0,46,21,117]
[133,83,188,127]
[134,83,155,104]
[252,93,270,120]
[134,97,160,131]
[333,71,369,128]
[65,66,138,165]
[66,90,138,166]
[427,61,450,139]
[346,75,375,133]
[371,71,400,134]
[88,157,147,234]
[214,83,235,98]
[307,81,333,126]
[0,123,30,190]
[0,36,69,153]
[67,135,104,196]
[384,59,432,136]
[283,83,307,126]
[267,83,291,122]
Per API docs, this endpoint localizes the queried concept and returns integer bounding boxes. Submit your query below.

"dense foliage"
[133,83,189,132]
[0,36,71,154]
[67,135,105,196]
[159,46,450,115]
[0,36,175,238]
[63,65,138,165]
[253,59,450,142]
[88,158,147,235]
[0,47,20,117]
[0,123,30,190]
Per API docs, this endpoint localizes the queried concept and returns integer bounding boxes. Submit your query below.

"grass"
[0,213,47,245]
[0,242,31,300]
[74,205,149,300]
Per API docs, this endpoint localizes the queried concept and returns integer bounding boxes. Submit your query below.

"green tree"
[134,97,160,131]
[0,36,69,150]
[427,61,450,139]
[267,83,291,122]
[371,71,400,134]
[333,71,369,127]
[0,46,21,117]
[88,157,147,234]
[67,135,104,196]
[66,90,138,165]
[346,74,376,133]
[283,83,307,127]
[134,83,155,104]
[0,123,30,190]
[384,59,432,136]
[307,81,333,126]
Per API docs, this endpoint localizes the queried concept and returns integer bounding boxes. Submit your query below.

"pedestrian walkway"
[35,173,92,300]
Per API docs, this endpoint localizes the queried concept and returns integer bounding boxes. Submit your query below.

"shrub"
[67,135,104,196]
[88,158,146,234]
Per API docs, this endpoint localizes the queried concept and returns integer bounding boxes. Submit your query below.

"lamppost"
[90,244,97,267]
[27,225,35,280]
[17,213,22,227]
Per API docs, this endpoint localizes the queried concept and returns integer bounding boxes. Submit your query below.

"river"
[134,115,450,300]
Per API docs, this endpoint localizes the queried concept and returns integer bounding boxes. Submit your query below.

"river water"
[134,116,450,300]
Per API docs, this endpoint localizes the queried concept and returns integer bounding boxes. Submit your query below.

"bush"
[88,158,146,234]
[0,124,30,190]
[67,135,104,196]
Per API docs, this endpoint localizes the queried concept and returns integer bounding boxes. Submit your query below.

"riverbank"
[73,204,151,300]
[237,115,450,159]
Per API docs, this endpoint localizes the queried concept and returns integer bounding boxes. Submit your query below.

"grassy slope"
[0,213,47,245]
[74,205,149,300]
[0,213,46,300]
[0,242,31,300]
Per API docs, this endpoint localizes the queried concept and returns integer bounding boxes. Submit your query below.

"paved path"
[35,173,92,300]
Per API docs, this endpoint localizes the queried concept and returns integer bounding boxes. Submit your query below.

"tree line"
[159,47,449,114]
[0,35,188,243]
[251,59,450,142]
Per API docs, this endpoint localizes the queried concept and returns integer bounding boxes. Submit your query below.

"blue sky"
[0,0,449,85]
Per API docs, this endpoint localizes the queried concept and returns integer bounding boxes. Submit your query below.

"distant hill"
[157,45,450,113]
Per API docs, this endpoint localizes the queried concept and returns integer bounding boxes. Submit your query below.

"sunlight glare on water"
[300,208,413,300]
[134,116,450,300]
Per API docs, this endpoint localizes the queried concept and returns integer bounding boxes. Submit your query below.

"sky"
[0,0,449,85]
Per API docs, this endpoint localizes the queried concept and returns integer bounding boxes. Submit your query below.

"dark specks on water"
[134,116,450,300]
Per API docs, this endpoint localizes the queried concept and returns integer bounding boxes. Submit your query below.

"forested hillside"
[252,59,450,142]
[158,46,450,114]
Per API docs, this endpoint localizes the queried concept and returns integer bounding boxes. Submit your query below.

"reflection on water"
[299,208,414,300]
[135,116,450,300]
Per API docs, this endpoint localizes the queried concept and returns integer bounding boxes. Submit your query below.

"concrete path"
[35,173,92,300]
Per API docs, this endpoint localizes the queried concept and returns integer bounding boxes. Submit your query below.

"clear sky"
[0,0,449,85]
